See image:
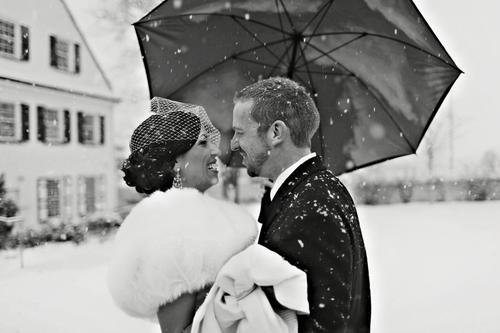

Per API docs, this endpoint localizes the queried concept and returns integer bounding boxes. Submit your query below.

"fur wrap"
[107,188,258,320]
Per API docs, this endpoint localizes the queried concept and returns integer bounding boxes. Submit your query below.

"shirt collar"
[270,152,316,201]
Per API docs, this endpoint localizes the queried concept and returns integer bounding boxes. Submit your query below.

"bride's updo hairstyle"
[121,97,221,194]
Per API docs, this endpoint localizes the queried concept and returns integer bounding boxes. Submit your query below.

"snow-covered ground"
[1,201,499,333]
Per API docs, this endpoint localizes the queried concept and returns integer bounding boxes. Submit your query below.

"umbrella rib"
[307,42,416,151]
[233,56,281,69]
[268,40,296,77]
[166,37,293,97]
[274,0,290,60]
[295,0,335,66]
[277,0,297,32]
[230,16,286,64]
[296,40,325,157]
[296,33,366,70]
[294,69,352,77]
[408,0,461,73]
[300,0,334,33]
[304,31,462,73]
[135,13,291,36]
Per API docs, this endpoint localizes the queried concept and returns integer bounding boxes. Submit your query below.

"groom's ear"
[268,120,288,147]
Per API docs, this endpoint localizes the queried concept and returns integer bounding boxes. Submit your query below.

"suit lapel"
[258,156,325,243]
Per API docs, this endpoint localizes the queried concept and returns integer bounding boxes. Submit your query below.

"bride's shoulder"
[124,188,255,229]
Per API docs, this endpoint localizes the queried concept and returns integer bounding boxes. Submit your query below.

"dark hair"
[234,77,320,147]
[121,112,201,194]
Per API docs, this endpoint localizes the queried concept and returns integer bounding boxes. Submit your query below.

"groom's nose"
[230,136,239,151]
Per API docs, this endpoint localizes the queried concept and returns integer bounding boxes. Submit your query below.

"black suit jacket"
[258,156,371,333]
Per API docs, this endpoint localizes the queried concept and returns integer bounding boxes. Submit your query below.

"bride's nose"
[209,142,221,157]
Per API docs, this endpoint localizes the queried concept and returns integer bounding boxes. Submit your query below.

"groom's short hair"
[234,77,320,148]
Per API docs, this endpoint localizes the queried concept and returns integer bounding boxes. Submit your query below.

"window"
[0,20,15,56]
[37,106,70,144]
[82,115,95,143]
[0,102,16,138]
[46,179,60,217]
[78,112,105,145]
[78,175,105,216]
[54,38,69,71]
[0,101,29,142]
[37,177,72,224]
[84,177,96,214]
[0,18,29,60]
[50,35,80,73]
[44,109,61,142]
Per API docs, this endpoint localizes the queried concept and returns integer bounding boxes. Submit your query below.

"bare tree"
[480,150,500,178]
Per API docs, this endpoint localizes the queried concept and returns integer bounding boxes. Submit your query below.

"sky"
[64,0,500,177]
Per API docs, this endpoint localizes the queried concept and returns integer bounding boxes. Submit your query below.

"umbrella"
[133,0,462,174]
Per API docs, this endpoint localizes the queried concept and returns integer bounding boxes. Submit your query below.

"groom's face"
[231,99,271,177]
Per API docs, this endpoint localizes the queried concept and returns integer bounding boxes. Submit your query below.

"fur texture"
[107,188,258,320]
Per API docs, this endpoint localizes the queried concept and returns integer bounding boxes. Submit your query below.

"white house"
[0,0,120,227]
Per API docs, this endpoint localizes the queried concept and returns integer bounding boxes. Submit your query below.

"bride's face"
[176,132,221,192]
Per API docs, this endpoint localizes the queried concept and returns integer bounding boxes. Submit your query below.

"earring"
[173,167,183,189]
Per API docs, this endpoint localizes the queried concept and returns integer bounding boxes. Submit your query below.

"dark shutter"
[49,35,57,67]
[63,110,71,143]
[21,26,30,61]
[21,104,30,141]
[77,112,84,143]
[37,106,46,142]
[99,116,105,145]
[74,43,80,73]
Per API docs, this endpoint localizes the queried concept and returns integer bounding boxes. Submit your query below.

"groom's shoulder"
[291,168,355,206]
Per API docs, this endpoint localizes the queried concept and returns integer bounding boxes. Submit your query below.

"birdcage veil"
[129,97,221,153]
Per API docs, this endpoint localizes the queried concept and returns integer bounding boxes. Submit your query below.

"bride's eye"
[198,134,208,146]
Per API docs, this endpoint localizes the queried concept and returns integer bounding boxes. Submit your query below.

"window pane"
[85,177,96,214]
[55,39,69,71]
[45,109,60,141]
[0,102,16,138]
[47,179,60,217]
[82,115,94,143]
[0,20,15,55]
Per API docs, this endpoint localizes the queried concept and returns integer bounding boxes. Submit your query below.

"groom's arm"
[273,187,355,332]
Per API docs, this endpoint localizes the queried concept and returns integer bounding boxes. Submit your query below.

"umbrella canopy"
[134,0,462,174]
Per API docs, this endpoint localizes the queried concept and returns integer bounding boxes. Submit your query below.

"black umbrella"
[133,0,462,174]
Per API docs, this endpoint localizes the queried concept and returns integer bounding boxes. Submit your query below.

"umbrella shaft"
[287,37,300,78]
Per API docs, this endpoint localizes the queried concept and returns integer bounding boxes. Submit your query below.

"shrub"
[82,213,122,237]
[396,181,414,203]
[355,181,382,205]
[465,179,489,201]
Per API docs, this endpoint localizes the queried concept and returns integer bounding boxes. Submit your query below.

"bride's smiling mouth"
[207,159,219,172]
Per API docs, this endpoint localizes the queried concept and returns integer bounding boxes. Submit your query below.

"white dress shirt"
[270,152,316,201]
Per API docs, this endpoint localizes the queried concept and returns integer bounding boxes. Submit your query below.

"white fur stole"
[107,188,258,320]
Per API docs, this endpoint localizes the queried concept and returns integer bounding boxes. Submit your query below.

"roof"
[59,0,114,91]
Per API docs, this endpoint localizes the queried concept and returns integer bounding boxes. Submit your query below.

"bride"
[107,97,308,333]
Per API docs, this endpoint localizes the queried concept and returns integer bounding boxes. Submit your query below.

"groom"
[231,77,371,332]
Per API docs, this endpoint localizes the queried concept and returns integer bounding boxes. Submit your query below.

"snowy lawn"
[1,201,499,333]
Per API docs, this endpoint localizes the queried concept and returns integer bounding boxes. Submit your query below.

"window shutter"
[96,175,106,212]
[77,112,84,143]
[21,26,30,61]
[37,106,46,142]
[77,176,86,216]
[21,103,30,142]
[37,178,48,222]
[74,43,80,73]
[63,110,71,143]
[99,116,105,145]
[63,176,73,223]
[49,35,57,67]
